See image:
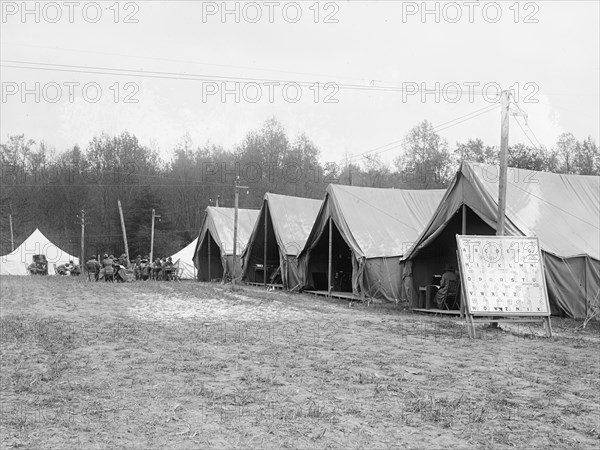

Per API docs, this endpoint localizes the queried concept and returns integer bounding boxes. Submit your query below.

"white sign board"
[456,235,551,316]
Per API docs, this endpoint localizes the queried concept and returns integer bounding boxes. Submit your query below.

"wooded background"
[1,118,598,259]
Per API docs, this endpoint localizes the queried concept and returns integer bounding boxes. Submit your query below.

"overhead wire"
[1,59,493,96]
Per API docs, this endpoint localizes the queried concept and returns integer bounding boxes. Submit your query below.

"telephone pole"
[491,89,511,329]
[117,200,130,262]
[232,176,248,286]
[497,90,511,236]
[80,210,85,266]
[8,214,14,252]
[150,209,161,262]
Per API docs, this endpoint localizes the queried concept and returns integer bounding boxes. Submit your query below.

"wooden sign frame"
[455,234,552,338]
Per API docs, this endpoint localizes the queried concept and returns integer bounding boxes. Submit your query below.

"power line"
[327,103,500,166]
[1,42,388,85]
[1,59,492,97]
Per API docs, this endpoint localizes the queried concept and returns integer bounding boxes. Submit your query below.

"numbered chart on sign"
[456,236,550,316]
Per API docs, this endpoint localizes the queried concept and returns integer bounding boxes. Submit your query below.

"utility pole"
[232,176,248,286]
[8,214,14,252]
[80,210,85,266]
[497,90,511,236]
[492,89,511,329]
[150,209,161,263]
[117,200,130,262]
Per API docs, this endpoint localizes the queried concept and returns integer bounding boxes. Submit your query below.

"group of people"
[56,261,81,276]
[132,255,177,281]
[85,253,178,282]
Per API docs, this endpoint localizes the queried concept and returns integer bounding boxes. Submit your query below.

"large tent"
[0,228,80,276]
[193,206,260,282]
[241,193,322,289]
[400,162,600,318]
[298,184,445,301]
[168,237,198,279]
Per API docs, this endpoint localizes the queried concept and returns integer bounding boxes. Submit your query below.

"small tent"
[241,193,322,289]
[298,184,445,301]
[193,206,260,282]
[0,228,80,276]
[400,162,600,318]
[168,237,198,280]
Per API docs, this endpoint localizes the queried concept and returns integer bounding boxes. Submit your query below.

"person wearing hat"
[86,255,101,281]
[134,255,142,280]
[435,263,458,309]
[100,254,115,281]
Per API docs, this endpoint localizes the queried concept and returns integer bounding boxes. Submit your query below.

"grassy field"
[1,276,599,449]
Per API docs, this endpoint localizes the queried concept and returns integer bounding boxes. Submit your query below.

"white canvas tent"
[0,228,79,276]
[193,206,260,281]
[168,237,198,280]
[242,193,323,289]
[298,185,445,301]
[401,162,600,318]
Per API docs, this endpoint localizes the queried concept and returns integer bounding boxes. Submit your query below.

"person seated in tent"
[86,256,101,281]
[434,264,458,309]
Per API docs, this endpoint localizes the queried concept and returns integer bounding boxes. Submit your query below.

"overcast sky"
[1,0,598,165]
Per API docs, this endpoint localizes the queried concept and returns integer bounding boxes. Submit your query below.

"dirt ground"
[1,276,599,449]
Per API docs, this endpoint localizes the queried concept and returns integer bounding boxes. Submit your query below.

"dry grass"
[1,276,599,449]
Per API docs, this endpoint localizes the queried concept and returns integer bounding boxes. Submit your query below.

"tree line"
[1,118,598,259]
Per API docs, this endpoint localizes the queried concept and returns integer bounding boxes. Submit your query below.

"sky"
[1,0,599,166]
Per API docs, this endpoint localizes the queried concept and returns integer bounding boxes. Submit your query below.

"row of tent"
[188,162,599,319]
[2,162,598,318]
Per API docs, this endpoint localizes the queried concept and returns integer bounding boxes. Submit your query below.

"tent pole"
[328,216,332,297]
[264,200,268,289]
[461,204,467,234]
[207,234,211,282]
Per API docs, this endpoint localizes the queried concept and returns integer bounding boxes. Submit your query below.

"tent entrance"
[306,219,353,293]
[196,232,223,281]
[411,205,495,308]
[244,206,281,284]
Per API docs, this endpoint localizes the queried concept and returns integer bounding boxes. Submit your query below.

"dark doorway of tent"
[411,205,495,311]
[244,205,282,287]
[305,219,354,297]
[196,232,223,282]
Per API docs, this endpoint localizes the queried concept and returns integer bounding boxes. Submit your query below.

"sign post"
[456,235,552,339]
